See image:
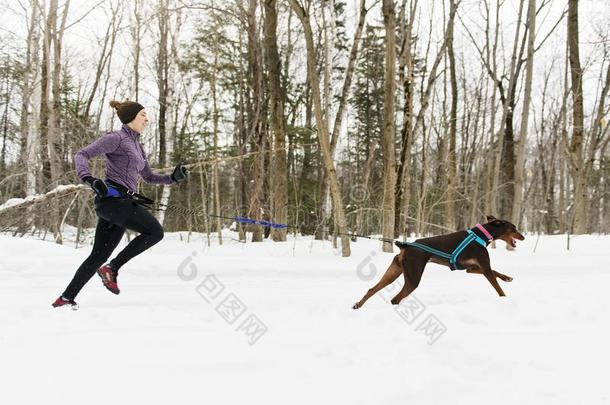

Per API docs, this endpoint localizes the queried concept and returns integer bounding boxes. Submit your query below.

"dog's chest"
[459,258,480,268]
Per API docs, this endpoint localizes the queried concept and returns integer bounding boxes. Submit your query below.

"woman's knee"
[149,224,164,243]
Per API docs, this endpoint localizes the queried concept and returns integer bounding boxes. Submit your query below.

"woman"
[52,100,187,309]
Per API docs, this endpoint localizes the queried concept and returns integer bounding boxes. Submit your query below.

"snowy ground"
[1,230,609,404]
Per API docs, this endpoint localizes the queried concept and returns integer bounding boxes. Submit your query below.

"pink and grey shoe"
[97,264,120,295]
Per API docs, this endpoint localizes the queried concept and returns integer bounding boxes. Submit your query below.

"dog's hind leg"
[352,253,403,309]
[390,254,426,305]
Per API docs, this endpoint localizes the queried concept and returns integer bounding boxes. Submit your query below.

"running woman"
[52,100,187,309]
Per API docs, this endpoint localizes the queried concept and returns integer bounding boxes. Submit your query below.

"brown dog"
[353,216,525,309]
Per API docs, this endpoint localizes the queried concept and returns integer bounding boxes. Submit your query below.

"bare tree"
[22,0,42,196]
[395,0,458,233]
[381,0,397,252]
[156,0,182,226]
[566,0,586,233]
[38,0,70,243]
[263,0,288,241]
[445,0,458,229]
[394,0,417,236]
[289,0,351,256]
[315,0,369,242]
[129,0,144,101]
[245,0,267,242]
[511,0,536,227]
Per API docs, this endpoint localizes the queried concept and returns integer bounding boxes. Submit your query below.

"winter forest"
[0,0,609,256]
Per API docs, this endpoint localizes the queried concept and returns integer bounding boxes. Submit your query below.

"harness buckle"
[126,189,134,196]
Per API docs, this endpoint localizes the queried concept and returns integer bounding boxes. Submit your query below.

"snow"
[0,184,87,213]
[1,231,609,404]
[0,198,25,210]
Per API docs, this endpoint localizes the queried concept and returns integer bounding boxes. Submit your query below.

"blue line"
[405,242,453,259]
[450,234,475,268]
[468,230,488,247]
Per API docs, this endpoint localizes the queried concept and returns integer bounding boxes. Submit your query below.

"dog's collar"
[473,224,494,244]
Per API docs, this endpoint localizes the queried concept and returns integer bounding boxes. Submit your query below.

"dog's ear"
[486,215,497,222]
[490,219,504,227]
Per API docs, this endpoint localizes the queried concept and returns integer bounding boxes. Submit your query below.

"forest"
[0,0,608,256]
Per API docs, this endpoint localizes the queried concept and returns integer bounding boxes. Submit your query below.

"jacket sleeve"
[74,132,121,180]
[140,159,174,185]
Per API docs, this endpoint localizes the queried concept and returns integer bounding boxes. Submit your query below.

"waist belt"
[105,180,155,207]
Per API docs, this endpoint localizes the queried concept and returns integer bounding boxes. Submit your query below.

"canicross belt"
[105,180,155,207]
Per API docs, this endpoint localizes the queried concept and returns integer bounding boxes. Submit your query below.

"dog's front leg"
[471,252,506,296]
[467,267,512,283]
[492,270,513,282]
[483,268,506,296]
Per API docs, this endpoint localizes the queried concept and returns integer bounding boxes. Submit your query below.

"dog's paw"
[501,275,513,282]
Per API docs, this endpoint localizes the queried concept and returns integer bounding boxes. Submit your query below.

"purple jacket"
[75,124,173,192]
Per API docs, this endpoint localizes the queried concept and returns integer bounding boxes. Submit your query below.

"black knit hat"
[109,100,144,124]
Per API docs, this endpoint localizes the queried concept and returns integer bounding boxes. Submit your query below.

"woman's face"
[128,109,149,133]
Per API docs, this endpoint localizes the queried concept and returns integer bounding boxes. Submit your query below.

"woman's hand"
[82,176,109,197]
[171,165,188,183]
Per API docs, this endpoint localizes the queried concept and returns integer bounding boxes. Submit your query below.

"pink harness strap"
[475,223,494,241]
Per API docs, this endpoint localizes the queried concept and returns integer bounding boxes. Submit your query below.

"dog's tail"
[394,240,409,249]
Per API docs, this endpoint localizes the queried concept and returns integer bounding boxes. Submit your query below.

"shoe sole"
[52,302,79,310]
[97,270,120,295]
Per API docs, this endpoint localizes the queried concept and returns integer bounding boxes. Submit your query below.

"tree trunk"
[211,3,223,245]
[38,0,67,243]
[289,0,351,257]
[566,0,586,233]
[157,2,181,227]
[490,0,525,219]
[156,0,169,168]
[484,0,501,219]
[329,0,368,152]
[511,0,536,229]
[445,0,458,230]
[39,0,53,186]
[395,0,458,234]
[394,0,417,237]
[263,0,288,241]
[381,0,397,252]
[130,0,143,101]
[246,0,266,242]
[22,0,42,196]
[355,140,377,237]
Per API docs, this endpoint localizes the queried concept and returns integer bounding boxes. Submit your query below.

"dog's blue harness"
[397,228,491,270]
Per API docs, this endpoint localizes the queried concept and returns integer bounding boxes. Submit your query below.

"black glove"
[171,165,188,183]
[82,175,108,197]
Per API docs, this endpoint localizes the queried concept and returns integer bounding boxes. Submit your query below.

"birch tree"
[22,0,42,196]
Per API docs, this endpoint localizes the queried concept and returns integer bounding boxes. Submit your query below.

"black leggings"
[62,197,164,300]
